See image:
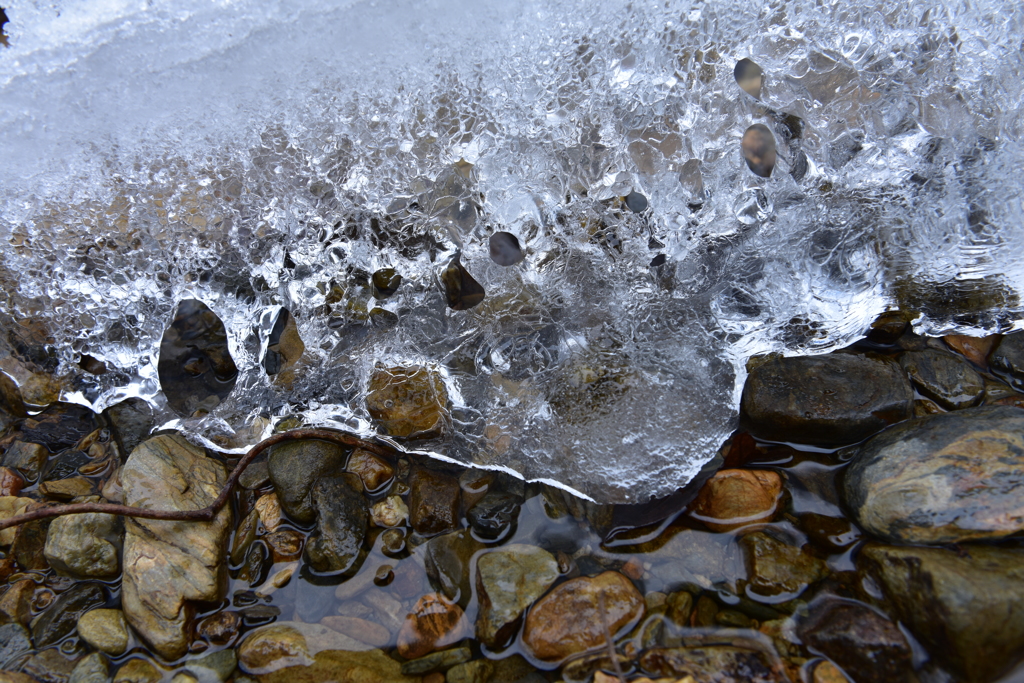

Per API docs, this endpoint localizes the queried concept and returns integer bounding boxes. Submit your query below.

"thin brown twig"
[0,428,396,532]
[598,589,628,683]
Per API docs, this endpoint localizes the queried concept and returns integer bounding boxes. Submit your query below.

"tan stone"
[0,467,23,497]
[366,365,448,438]
[688,469,782,532]
[78,608,130,655]
[346,449,394,492]
[813,660,851,683]
[0,497,32,546]
[255,493,282,532]
[39,476,96,500]
[237,621,374,675]
[370,496,408,528]
[253,649,418,683]
[523,571,645,663]
[0,579,34,625]
[396,593,470,660]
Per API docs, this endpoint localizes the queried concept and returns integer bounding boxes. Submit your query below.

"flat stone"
[740,532,828,599]
[120,434,233,660]
[687,469,782,532]
[423,529,484,606]
[523,571,644,663]
[10,515,49,571]
[797,596,913,682]
[639,645,786,682]
[305,472,368,574]
[181,648,237,683]
[644,529,746,592]
[318,616,391,648]
[741,353,913,445]
[77,608,130,655]
[366,364,448,439]
[44,503,123,579]
[396,593,470,660]
[236,621,373,675]
[0,442,48,483]
[843,405,1024,544]
[445,655,540,683]
[476,544,559,648]
[944,334,998,367]
[370,495,408,528]
[196,610,240,645]
[31,581,107,648]
[0,672,41,683]
[408,468,460,537]
[899,348,984,410]
[346,449,394,492]
[466,492,521,540]
[248,649,418,683]
[400,646,471,675]
[69,652,109,683]
[267,439,347,524]
[38,477,96,500]
[858,543,1024,683]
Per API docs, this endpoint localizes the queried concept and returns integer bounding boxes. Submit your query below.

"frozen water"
[1,0,1023,502]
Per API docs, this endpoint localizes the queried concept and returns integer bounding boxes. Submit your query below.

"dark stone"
[858,543,1024,683]
[41,449,91,481]
[267,439,348,524]
[639,645,785,682]
[12,517,50,571]
[262,308,304,376]
[899,349,984,410]
[797,596,914,682]
[842,405,1024,544]
[740,532,829,599]
[14,402,99,453]
[409,468,460,536]
[0,623,32,668]
[990,333,1024,388]
[371,268,402,299]
[31,582,106,648]
[103,397,154,457]
[1,441,48,482]
[625,191,649,213]
[157,299,238,417]
[196,610,240,645]
[424,529,484,607]
[488,232,524,266]
[304,472,368,574]
[466,492,521,540]
[400,646,472,675]
[740,353,914,446]
[440,254,485,311]
[239,604,281,627]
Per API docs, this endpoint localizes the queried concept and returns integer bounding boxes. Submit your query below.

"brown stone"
[688,469,782,532]
[523,571,645,663]
[1,442,48,483]
[408,468,460,536]
[0,497,32,547]
[346,449,394,492]
[38,476,96,500]
[366,364,448,438]
[812,661,850,683]
[640,646,786,682]
[264,529,305,562]
[741,532,829,598]
[0,579,35,625]
[944,334,998,367]
[396,593,470,660]
[0,468,23,497]
[0,671,40,683]
[319,616,391,648]
[196,610,240,644]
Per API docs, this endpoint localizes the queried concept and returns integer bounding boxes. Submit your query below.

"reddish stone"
[688,469,782,532]
[945,334,998,367]
[0,467,24,497]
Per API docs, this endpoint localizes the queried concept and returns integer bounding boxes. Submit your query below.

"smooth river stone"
[236,621,374,675]
[120,434,233,660]
[475,544,559,648]
[843,405,1024,544]
[44,500,123,579]
[687,469,782,532]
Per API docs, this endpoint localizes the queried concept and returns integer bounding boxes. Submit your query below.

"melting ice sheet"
[1,0,1023,502]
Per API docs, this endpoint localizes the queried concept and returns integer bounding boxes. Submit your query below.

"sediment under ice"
[1,0,1022,502]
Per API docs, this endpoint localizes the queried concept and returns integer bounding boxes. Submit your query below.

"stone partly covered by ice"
[1,0,1023,502]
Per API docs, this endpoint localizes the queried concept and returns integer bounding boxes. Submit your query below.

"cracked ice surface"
[1,0,1023,502]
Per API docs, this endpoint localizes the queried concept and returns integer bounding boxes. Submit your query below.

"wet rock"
[899,349,984,410]
[400,646,471,675]
[264,528,304,563]
[797,597,913,682]
[196,610,240,645]
[0,579,34,626]
[741,124,776,177]
[77,608,130,655]
[31,582,106,648]
[229,510,259,566]
[741,532,828,599]
[120,434,233,660]
[262,308,305,376]
[639,645,786,682]
[267,439,347,524]
[687,469,782,532]
[523,571,644,663]
[254,493,282,531]
[843,405,1024,544]
[10,515,50,571]
[408,468,460,536]
[0,672,41,683]
[445,655,539,683]
[466,492,521,540]
[798,513,860,553]
[113,657,162,683]
[370,495,407,528]
[44,501,123,579]
[103,398,154,458]
[366,364,448,439]
[0,467,23,497]
[397,593,470,660]
[665,591,694,627]
[1,442,48,484]
[381,528,407,557]
[318,616,390,648]
[741,354,914,446]
[247,648,416,683]
[424,529,484,606]
[0,497,32,546]
[0,623,32,667]
[944,334,997,367]
[236,621,374,675]
[13,403,99,453]
[488,232,525,266]
[238,458,270,490]
[157,299,238,417]
[346,449,393,492]
[0,370,28,420]
[562,653,633,683]
[38,477,96,501]
[811,661,849,683]
[181,649,236,683]
[371,268,402,299]
[21,647,81,682]
[645,529,746,591]
[476,544,559,649]
[69,652,109,683]
[692,594,719,627]
[305,472,368,574]
[990,333,1024,387]
[859,543,1024,683]
[441,254,486,311]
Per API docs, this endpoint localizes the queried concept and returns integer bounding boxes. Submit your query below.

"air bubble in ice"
[734,189,773,225]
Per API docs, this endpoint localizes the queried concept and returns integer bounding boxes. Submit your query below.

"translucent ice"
[1,0,1023,502]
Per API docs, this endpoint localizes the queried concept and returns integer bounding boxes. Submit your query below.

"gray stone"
[120,434,233,660]
[400,646,471,675]
[446,655,541,683]
[1,441,48,483]
[31,582,107,648]
[740,532,828,599]
[182,648,237,683]
[843,405,1024,544]
[644,529,746,592]
[423,529,484,607]
[990,332,1024,387]
[305,472,367,574]
[44,501,123,579]
[639,645,787,682]
[899,348,984,410]
[466,492,521,540]
[103,397,154,458]
[69,652,109,683]
[267,439,347,524]
[0,623,32,669]
[408,468,460,536]
[78,608,130,655]
[476,544,559,648]
[859,543,1024,683]
[237,457,269,490]
[740,353,914,445]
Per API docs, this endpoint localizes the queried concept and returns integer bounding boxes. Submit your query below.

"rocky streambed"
[1,314,1024,683]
